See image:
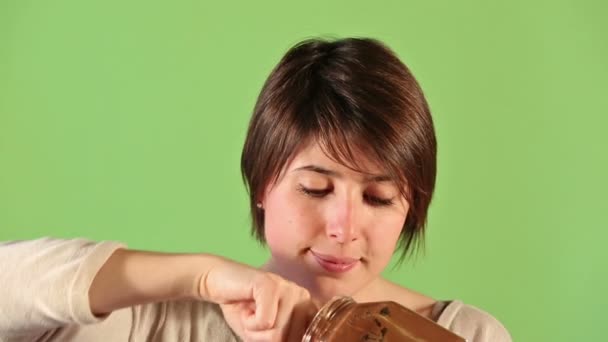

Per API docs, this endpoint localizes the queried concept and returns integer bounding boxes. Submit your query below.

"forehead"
[286,141,386,177]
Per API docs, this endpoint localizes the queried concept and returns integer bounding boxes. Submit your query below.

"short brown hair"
[241,37,437,260]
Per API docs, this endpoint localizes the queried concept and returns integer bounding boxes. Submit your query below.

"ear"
[256,177,279,209]
[255,186,269,210]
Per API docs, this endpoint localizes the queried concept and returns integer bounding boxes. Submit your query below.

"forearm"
[89,249,221,315]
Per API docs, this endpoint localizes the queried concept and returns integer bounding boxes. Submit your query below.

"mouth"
[310,250,360,274]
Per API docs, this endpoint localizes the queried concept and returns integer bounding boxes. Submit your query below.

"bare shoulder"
[437,300,512,342]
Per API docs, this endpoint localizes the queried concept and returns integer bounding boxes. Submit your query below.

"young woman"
[0,38,511,342]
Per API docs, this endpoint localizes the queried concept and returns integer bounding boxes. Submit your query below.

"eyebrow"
[293,165,393,183]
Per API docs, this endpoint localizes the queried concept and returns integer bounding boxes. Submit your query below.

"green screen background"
[1,1,606,340]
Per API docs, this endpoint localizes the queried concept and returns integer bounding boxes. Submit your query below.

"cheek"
[263,188,317,251]
[368,213,406,259]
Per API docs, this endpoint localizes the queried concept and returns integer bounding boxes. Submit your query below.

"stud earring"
[256,202,263,209]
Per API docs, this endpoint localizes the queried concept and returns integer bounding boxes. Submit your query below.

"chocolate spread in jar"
[302,296,466,342]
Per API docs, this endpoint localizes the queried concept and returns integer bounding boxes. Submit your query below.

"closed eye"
[364,194,394,207]
[297,185,394,207]
[296,185,329,198]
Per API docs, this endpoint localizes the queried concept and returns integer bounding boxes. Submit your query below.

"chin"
[312,277,359,301]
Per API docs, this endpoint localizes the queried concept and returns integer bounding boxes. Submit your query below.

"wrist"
[191,253,224,302]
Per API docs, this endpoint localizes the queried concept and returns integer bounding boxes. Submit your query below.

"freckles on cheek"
[263,198,297,246]
[264,195,315,252]
[371,218,404,247]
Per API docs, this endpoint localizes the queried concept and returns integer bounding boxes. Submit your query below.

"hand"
[200,257,318,342]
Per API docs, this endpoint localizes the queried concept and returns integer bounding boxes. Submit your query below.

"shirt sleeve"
[438,300,513,342]
[0,237,126,341]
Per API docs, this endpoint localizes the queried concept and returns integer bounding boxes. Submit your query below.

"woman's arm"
[0,238,316,342]
[90,248,318,341]
[88,248,217,315]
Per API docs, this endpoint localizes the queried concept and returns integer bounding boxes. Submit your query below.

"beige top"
[0,238,512,342]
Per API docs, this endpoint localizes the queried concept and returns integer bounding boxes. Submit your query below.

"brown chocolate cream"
[302,297,466,342]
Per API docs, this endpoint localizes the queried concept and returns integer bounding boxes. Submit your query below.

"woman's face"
[260,141,409,302]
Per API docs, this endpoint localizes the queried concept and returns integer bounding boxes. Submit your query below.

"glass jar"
[302,296,466,342]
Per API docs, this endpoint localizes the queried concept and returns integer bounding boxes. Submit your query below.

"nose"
[325,194,360,244]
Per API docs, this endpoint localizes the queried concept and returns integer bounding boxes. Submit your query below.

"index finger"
[242,277,280,331]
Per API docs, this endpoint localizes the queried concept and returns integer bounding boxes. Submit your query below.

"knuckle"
[261,317,274,329]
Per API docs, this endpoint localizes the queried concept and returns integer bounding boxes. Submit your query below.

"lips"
[310,250,360,273]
